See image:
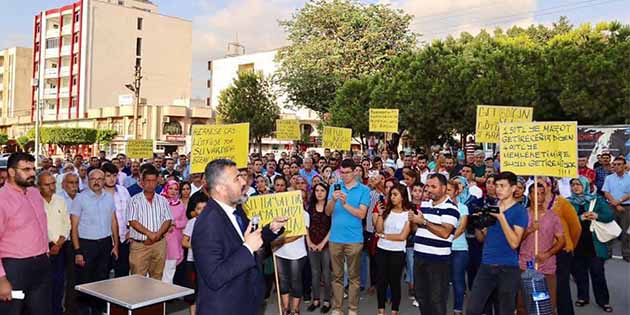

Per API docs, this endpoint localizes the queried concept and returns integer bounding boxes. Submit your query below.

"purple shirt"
[0,185,49,277]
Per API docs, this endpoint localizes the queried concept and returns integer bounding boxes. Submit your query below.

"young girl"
[182,200,207,315]
[373,184,411,315]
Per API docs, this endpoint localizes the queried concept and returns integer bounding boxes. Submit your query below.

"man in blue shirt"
[603,157,630,261]
[298,157,319,187]
[325,159,370,315]
[466,171,528,315]
[69,169,119,315]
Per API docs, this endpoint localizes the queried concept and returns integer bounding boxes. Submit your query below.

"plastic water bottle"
[520,261,553,315]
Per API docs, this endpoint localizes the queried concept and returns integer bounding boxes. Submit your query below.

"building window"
[135,38,142,56]
[162,121,182,135]
[72,77,77,86]
[118,0,124,5]
[137,17,143,30]
[73,54,78,64]
[46,38,59,49]
[48,102,55,110]
[238,63,254,74]
[75,13,80,23]
[52,24,59,29]
[135,58,141,68]
[73,34,79,44]
[51,63,57,68]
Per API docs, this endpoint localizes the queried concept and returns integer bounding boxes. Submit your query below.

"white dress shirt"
[44,194,71,242]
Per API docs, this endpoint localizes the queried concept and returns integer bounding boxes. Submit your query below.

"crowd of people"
[0,143,628,315]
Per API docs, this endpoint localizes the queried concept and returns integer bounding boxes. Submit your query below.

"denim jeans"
[450,250,469,312]
[405,247,414,284]
[414,257,450,315]
[466,264,520,315]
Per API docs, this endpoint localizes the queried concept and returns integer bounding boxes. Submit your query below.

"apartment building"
[0,47,33,122]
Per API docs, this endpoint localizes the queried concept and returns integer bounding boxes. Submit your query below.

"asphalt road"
[168,256,629,315]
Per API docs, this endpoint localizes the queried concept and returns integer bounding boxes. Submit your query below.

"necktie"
[233,210,247,235]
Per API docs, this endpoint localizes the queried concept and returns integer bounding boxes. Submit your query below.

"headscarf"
[567,176,596,206]
[160,180,181,206]
[454,176,471,205]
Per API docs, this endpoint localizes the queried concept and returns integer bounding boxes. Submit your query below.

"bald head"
[38,171,56,198]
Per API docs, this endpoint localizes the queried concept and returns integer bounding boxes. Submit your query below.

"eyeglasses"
[89,177,104,181]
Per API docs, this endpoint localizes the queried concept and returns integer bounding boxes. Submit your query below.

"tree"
[277,0,416,114]
[216,71,280,152]
[27,127,98,153]
[329,76,374,150]
[96,129,118,146]
[17,136,30,152]
[0,134,8,145]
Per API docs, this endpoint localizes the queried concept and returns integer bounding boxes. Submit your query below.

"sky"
[1,0,629,98]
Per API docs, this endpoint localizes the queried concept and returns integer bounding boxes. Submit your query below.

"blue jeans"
[405,247,414,284]
[360,250,369,288]
[450,250,469,312]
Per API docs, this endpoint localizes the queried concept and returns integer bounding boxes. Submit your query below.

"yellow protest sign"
[500,121,578,178]
[191,123,249,173]
[276,119,301,141]
[322,126,352,151]
[126,140,154,159]
[369,108,399,133]
[243,191,306,238]
[476,105,533,143]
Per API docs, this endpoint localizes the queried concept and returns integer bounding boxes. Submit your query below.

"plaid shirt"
[595,166,613,192]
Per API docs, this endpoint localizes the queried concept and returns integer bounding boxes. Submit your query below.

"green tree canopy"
[277,0,416,114]
[216,71,280,151]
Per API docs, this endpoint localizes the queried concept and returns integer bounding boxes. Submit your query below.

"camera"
[334,184,341,191]
[470,205,500,229]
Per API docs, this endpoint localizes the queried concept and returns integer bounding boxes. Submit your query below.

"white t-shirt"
[183,218,196,262]
[469,185,483,199]
[275,211,310,260]
[377,211,409,252]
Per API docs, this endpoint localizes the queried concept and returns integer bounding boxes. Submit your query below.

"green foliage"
[96,129,117,145]
[216,71,280,149]
[0,134,8,145]
[17,136,30,150]
[27,127,98,145]
[277,0,416,113]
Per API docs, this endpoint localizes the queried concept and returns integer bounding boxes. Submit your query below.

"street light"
[124,64,142,140]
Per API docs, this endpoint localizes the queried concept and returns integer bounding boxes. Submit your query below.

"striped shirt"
[127,192,172,241]
[414,197,460,261]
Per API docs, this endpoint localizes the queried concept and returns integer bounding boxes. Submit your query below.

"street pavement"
[167,256,629,315]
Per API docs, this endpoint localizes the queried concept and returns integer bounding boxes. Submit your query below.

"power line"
[411,0,509,22]
[418,0,623,38]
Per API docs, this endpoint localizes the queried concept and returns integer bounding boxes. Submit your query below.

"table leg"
[107,302,111,315]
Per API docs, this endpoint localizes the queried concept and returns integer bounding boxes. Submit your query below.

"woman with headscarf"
[161,180,188,284]
[514,177,529,207]
[536,176,582,315]
[568,176,614,313]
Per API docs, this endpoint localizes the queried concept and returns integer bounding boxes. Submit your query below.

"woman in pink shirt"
[161,180,188,284]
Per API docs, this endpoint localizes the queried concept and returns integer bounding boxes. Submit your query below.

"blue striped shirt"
[414,197,460,261]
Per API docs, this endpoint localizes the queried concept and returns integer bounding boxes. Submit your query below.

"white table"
[75,275,193,315]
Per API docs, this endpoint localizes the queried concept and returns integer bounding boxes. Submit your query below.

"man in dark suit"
[192,159,287,315]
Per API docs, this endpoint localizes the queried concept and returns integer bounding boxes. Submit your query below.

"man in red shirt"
[578,156,596,190]
[0,153,51,314]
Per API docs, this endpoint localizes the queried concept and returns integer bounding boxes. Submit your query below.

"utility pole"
[33,78,41,164]
[133,64,142,140]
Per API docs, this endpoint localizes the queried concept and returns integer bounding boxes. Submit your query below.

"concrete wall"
[0,47,33,119]
[209,49,318,121]
[86,0,192,110]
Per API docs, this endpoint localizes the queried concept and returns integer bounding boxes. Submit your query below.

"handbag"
[588,199,622,243]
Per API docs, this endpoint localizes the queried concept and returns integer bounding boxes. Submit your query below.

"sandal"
[600,305,613,313]
[574,300,589,307]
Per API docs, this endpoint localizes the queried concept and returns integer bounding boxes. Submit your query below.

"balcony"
[61,45,71,56]
[59,87,70,97]
[62,25,72,36]
[46,29,60,38]
[44,68,58,78]
[45,48,59,58]
[44,88,58,99]
[60,66,70,77]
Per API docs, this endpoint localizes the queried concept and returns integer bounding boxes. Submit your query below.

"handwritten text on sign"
[191,123,249,173]
[500,121,578,178]
[243,191,306,237]
[276,119,301,141]
[369,108,399,133]
[476,105,533,143]
[126,140,154,159]
[322,126,352,151]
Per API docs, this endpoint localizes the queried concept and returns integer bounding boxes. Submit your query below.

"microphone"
[251,215,261,231]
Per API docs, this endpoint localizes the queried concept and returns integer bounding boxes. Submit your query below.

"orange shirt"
[552,197,582,252]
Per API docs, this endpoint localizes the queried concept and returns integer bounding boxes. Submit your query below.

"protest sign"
[243,191,306,238]
[500,121,578,178]
[276,119,301,141]
[322,126,352,151]
[126,140,154,159]
[476,105,533,143]
[369,108,399,133]
[191,123,249,173]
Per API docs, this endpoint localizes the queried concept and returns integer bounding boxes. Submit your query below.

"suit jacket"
[192,197,281,315]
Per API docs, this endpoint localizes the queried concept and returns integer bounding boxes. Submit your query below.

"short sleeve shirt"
[328,181,371,243]
[482,202,529,266]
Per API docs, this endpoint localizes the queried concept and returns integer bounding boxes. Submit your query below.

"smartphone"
[379,195,385,203]
[334,184,341,191]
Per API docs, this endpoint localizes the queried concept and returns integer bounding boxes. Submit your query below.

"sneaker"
[412,299,419,307]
